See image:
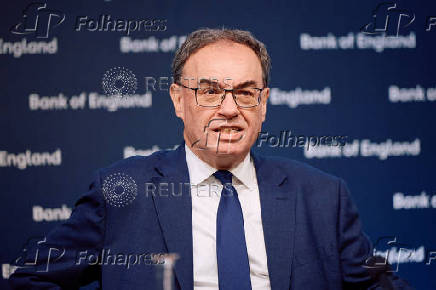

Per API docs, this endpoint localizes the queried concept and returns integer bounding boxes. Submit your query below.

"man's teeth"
[219,128,240,133]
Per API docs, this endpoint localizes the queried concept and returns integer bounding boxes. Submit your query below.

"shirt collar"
[185,144,256,189]
[229,149,256,190]
[185,144,217,186]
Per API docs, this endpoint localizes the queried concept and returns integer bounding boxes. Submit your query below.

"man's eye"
[203,88,220,95]
[236,89,254,96]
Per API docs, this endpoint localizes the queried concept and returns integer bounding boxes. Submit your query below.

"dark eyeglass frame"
[177,82,265,108]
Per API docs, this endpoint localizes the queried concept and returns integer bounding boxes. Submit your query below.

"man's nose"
[217,91,239,118]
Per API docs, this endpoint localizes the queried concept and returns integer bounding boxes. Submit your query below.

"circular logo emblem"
[102,66,137,98]
[102,172,138,207]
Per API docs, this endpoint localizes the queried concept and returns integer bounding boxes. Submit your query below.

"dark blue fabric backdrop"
[1,0,435,289]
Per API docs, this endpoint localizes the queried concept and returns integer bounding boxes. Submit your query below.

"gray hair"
[172,28,271,87]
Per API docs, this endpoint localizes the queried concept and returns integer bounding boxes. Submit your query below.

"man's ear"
[261,87,269,122]
[170,83,184,120]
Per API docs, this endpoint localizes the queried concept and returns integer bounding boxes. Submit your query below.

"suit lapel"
[252,152,296,290]
[151,144,193,290]
[150,145,296,290]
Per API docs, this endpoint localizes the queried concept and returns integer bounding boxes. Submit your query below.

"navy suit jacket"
[10,143,411,289]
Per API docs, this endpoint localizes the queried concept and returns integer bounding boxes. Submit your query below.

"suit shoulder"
[260,154,341,185]
[98,148,174,175]
[258,155,345,206]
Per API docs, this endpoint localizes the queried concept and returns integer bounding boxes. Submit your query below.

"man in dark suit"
[10,28,411,289]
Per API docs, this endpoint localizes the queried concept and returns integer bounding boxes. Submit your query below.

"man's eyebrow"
[196,79,260,88]
[233,80,258,89]
[198,79,220,86]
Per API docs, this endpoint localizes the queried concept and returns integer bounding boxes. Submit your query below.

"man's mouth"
[212,127,243,133]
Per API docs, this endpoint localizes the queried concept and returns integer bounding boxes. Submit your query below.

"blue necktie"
[214,170,252,290]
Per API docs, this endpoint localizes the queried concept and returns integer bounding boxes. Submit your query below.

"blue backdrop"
[1,0,435,289]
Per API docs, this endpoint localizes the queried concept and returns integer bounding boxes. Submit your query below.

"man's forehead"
[193,40,256,57]
[181,42,263,85]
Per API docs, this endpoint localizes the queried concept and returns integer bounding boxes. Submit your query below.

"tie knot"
[213,170,233,185]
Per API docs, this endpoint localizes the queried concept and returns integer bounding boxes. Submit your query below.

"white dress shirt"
[185,144,271,290]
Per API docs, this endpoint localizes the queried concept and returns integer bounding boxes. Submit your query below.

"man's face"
[170,41,269,167]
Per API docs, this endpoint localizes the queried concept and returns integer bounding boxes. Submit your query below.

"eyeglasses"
[177,83,264,108]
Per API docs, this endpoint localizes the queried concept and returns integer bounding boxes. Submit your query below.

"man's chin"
[214,143,248,156]
[191,141,245,154]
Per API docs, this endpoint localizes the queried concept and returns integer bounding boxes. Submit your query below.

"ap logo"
[10,2,65,38]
